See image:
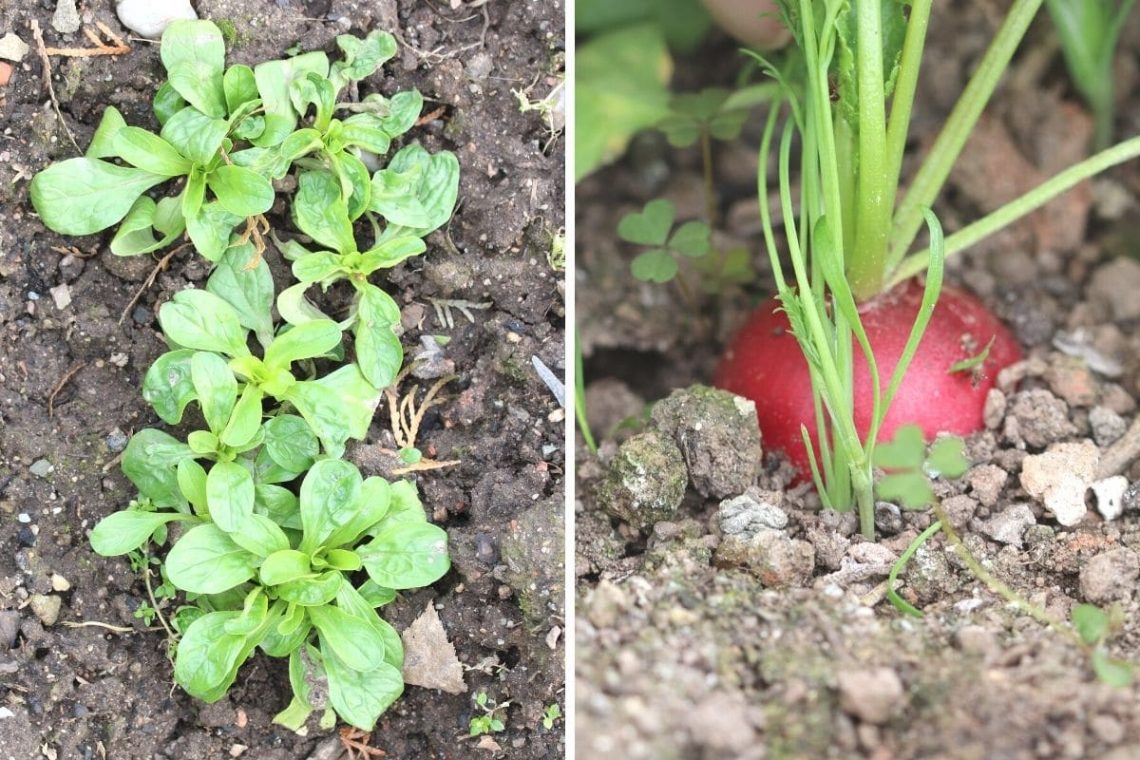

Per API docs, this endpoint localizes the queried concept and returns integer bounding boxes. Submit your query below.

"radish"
[715,281,1021,476]
[706,0,1140,536]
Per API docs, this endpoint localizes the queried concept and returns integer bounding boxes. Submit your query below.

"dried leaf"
[401,601,465,694]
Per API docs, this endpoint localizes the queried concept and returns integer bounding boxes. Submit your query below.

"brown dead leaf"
[475,736,503,754]
[401,601,465,694]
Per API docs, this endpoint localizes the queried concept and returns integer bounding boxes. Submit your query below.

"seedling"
[541,703,562,730]
[1047,0,1136,150]
[715,0,1140,537]
[468,691,509,736]
[619,198,711,290]
[29,20,460,732]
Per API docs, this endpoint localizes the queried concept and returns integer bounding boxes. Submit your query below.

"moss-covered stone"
[596,430,687,530]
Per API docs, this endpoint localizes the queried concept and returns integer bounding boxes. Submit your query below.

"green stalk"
[847,0,892,301]
[887,0,1044,273]
[882,0,932,234]
[888,135,1140,287]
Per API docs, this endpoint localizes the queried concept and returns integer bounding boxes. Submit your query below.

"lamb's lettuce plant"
[31,19,459,732]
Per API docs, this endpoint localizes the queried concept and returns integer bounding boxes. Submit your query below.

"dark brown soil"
[577,3,1140,758]
[0,1,565,758]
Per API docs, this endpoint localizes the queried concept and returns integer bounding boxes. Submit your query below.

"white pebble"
[116,0,198,38]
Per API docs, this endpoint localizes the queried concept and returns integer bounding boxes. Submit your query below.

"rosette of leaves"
[92,458,449,730]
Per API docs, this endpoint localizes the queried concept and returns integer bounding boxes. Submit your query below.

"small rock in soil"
[401,602,465,695]
[941,495,978,526]
[584,579,628,629]
[874,502,903,535]
[1044,356,1098,408]
[904,543,956,604]
[498,496,563,625]
[1020,440,1099,527]
[650,385,761,499]
[978,503,1036,547]
[836,668,905,724]
[0,62,10,87]
[16,525,36,548]
[0,33,29,62]
[1090,476,1129,521]
[1004,389,1077,448]
[718,489,787,538]
[984,388,1006,430]
[715,530,814,588]
[28,594,61,626]
[29,459,53,477]
[116,0,198,37]
[596,430,687,531]
[105,428,128,453]
[1079,548,1139,603]
[1089,406,1127,447]
[0,611,19,649]
[52,0,81,33]
[1088,257,1140,321]
[1124,481,1140,513]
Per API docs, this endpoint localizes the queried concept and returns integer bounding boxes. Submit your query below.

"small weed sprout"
[468,691,509,736]
[541,703,562,730]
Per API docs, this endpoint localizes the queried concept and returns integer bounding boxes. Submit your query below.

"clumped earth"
[0,1,565,758]
[578,5,1140,759]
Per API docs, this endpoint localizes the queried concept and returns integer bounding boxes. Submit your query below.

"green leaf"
[322,640,404,730]
[354,286,403,388]
[161,20,227,118]
[223,63,259,114]
[926,437,969,479]
[630,249,677,282]
[668,220,711,258]
[372,145,460,237]
[122,429,195,508]
[373,479,427,530]
[358,236,427,273]
[142,350,198,424]
[340,114,392,154]
[174,610,261,702]
[292,251,346,284]
[252,51,330,147]
[255,483,302,528]
[110,196,186,256]
[277,281,335,326]
[166,523,258,594]
[876,471,935,510]
[834,0,909,131]
[299,459,363,553]
[618,199,674,246]
[29,158,167,236]
[368,165,430,228]
[263,414,319,473]
[576,24,672,181]
[89,510,193,556]
[208,165,275,218]
[357,580,397,608]
[153,83,187,127]
[309,604,387,672]
[220,385,265,448]
[290,71,337,131]
[1092,648,1134,687]
[377,89,423,138]
[294,170,356,253]
[264,320,342,371]
[86,106,128,159]
[206,461,255,533]
[187,202,243,262]
[285,365,380,456]
[161,107,229,166]
[191,351,238,434]
[324,476,391,551]
[178,458,209,516]
[112,126,193,177]
[873,424,927,470]
[332,149,372,220]
[160,289,249,356]
[260,549,313,586]
[359,522,450,589]
[182,170,207,221]
[1072,603,1110,645]
[337,582,402,669]
[948,336,996,374]
[330,30,397,88]
[275,570,343,606]
[207,243,276,347]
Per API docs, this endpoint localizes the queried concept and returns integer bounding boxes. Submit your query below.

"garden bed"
[576,3,1140,758]
[0,1,564,758]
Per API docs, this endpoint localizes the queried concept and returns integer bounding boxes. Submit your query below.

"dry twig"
[118,244,189,324]
[339,727,387,759]
[29,19,79,152]
[44,21,130,57]
[47,362,87,417]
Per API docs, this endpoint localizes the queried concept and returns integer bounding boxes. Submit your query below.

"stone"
[836,668,905,724]
[0,611,19,649]
[978,503,1036,547]
[1089,406,1127,448]
[1079,548,1139,603]
[983,388,1006,430]
[29,595,61,626]
[1090,476,1128,521]
[29,460,53,478]
[498,497,563,625]
[873,502,903,535]
[717,489,787,538]
[1020,440,1099,527]
[967,464,1008,507]
[50,574,70,593]
[596,431,687,531]
[584,580,628,629]
[52,0,81,34]
[116,0,198,38]
[1088,257,1140,321]
[1043,356,1098,407]
[0,33,29,63]
[716,529,814,588]
[1004,389,1076,448]
[650,385,761,499]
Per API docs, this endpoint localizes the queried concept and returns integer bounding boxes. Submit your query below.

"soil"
[577,3,1140,758]
[0,1,565,759]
